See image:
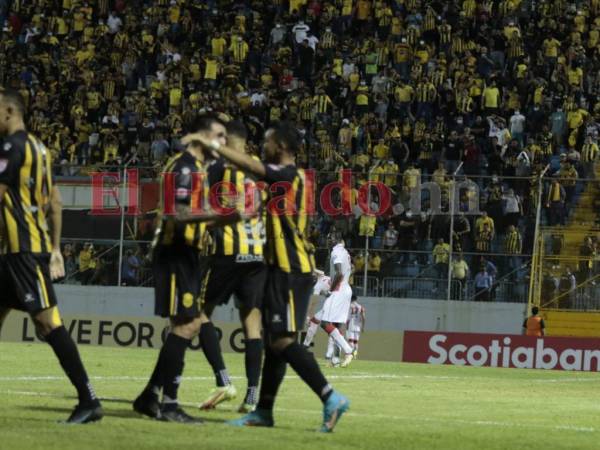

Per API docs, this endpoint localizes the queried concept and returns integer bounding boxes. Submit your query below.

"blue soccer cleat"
[226,408,274,427]
[320,391,350,433]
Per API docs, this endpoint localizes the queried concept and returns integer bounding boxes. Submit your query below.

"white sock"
[303,321,319,346]
[330,328,353,355]
[325,336,336,359]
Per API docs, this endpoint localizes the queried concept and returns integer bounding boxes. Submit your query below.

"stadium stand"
[3,0,600,304]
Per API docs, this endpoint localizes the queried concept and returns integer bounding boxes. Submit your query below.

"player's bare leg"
[238,306,263,412]
[197,305,236,410]
[32,306,103,424]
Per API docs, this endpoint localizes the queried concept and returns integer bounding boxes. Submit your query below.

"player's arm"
[540,318,545,337]
[48,186,66,280]
[361,307,366,331]
[174,203,250,227]
[330,262,344,292]
[181,134,266,177]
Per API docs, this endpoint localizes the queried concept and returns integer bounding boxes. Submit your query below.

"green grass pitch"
[1,342,599,450]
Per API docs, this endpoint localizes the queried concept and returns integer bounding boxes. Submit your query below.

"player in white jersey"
[303,236,354,367]
[346,296,365,356]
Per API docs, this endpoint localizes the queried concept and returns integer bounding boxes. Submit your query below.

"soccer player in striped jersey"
[0,89,103,424]
[197,120,268,413]
[133,115,241,424]
[183,122,349,432]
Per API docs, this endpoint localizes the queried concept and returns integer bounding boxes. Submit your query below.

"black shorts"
[0,253,58,314]
[201,256,267,310]
[153,245,206,319]
[263,267,313,334]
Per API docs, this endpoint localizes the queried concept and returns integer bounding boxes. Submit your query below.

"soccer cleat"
[63,402,104,424]
[227,408,274,427]
[340,353,354,368]
[237,402,257,414]
[352,350,358,360]
[320,391,350,433]
[199,384,237,410]
[133,390,160,419]
[158,406,204,424]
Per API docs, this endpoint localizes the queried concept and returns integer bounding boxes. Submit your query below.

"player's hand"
[50,249,65,280]
[181,132,213,149]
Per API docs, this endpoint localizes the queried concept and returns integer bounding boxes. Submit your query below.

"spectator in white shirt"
[306,33,319,50]
[509,110,526,146]
[292,20,310,44]
[383,222,399,249]
[107,11,122,34]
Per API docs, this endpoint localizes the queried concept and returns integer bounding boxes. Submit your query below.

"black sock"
[281,342,332,403]
[46,326,98,406]
[244,338,263,404]
[199,322,229,387]
[256,346,286,411]
[161,333,190,408]
[146,345,167,395]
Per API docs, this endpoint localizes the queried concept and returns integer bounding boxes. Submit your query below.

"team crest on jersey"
[0,158,8,173]
[3,142,11,151]
[182,292,194,308]
[24,293,35,303]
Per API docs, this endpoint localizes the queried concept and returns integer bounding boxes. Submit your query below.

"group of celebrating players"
[0,88,364,433]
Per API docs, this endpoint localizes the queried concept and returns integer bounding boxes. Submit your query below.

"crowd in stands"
[4,0,600,296]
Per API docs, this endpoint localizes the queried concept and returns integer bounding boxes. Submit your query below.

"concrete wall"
[1,286,527,361]
[52,285,526,334]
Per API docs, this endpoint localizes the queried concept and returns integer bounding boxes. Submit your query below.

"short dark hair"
[0,88,26,118]
[185,113,226,134]
[351,294,357,301]
[532,306,539,315]
[268,121,300,155]
[226,120,247,141]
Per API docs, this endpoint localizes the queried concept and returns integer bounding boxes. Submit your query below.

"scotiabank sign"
[403,331,600,372]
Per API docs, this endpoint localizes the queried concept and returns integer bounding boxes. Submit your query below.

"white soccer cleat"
[340,353,354,368]
[200,385,237,410]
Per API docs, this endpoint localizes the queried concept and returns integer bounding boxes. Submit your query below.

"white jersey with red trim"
[330,243,352,286]
[348,302,364,332]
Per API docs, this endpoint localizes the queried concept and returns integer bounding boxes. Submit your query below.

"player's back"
[0,130,53,254]
[207,158,267,260]
[330,243,352,285]
[153,151,208,251]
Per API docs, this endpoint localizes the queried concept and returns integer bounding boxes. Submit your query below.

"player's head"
[351,294,357,303]
[187,113,227,148]
[264,121,300,163]
[0,88,26,135]
[329,232,344,249]
[226,120,247,153]
[532,306,539,315]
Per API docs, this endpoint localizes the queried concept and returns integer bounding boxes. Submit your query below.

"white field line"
[0,389,596,434]
[0,373,599,383]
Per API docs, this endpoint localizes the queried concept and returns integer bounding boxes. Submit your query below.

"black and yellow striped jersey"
[262,164,315,274]
[207,158,267,258]
[504,230,522,254]
[153,151,209,251]
[0,131,54,254]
